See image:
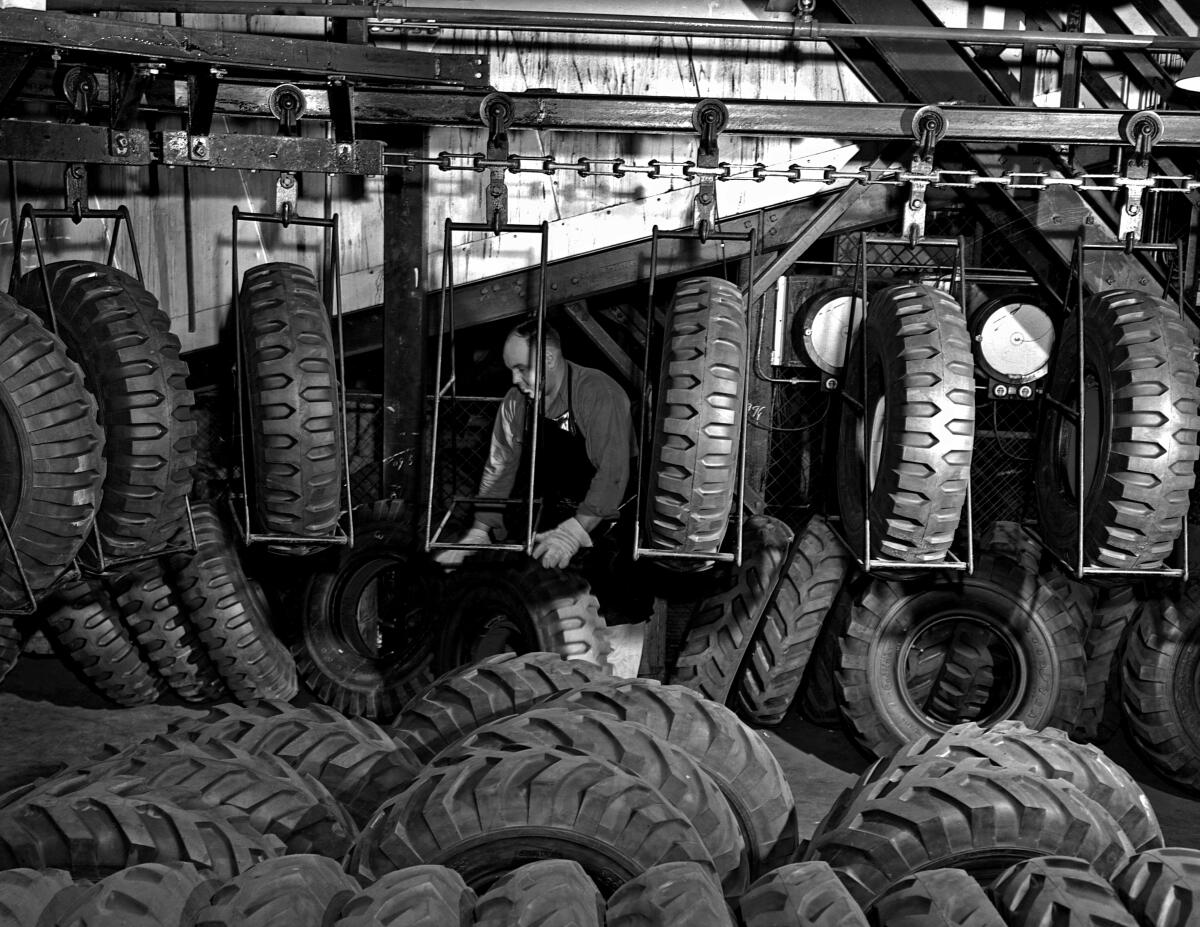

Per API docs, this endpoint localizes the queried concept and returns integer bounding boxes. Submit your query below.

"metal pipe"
[41,1,1200,51]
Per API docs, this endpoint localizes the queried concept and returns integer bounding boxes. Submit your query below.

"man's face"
[503,334,537,398]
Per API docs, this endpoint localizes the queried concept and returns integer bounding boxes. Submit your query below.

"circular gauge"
[969,295,1055,384]
[792,286,865,375]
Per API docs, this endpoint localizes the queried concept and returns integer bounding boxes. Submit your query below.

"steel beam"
[0,121,151,164]
[0,9,488,86]
[160,131,383,173]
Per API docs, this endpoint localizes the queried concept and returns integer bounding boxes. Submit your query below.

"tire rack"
[424,219,552,559]
[228,203,356,550]
[3,167,199,583]
[831,231,976,575]
[1033,233,1191,582]
[631,224,755,570]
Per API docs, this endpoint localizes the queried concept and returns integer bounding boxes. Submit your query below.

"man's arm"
[475,389,526,532]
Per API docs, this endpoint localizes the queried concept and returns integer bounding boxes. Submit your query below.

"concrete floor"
[1,655,1199,850]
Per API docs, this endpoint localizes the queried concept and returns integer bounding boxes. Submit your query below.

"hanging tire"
[1076,584,1140,743]
[349,747,716,896]
[0,782,283,880]
[808,763,1134,907]
[1036,290,1200,571]
[51,862,219,927]
[111,558,224,703]
[990,855,1138,927]
[195,854,357,927]
[1122,582,1200,793]
[0,294,105,610]
[670,515,793,703]
[1113,846,1200,927]
[873,868,1005,927]
[540,678,800,876]
[644,276,747,564]
[835,549,1087,756]
[238,262,343,548]
[16,261,197,558]
[170,503,297,701]
[0,868,78,927]
[297,499,436,719]
[390,651,612,764]
[736,515,852,726]
[44,577,163,707]
[332,865,476,927]
[739,860,868,927]
[167,700,420,826]
[449,706,749,898]
[475,859,604,927]
[607,861,731,927]
[835,283,975,564]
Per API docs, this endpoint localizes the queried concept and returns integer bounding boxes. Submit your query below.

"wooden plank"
[562,300,640,391]
[0,9,488,85]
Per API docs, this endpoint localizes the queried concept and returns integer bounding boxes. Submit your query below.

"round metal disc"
[796,287,864,375]
[971,297,1054,384]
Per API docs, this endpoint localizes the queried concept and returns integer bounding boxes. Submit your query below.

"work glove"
[531,517,593,570]
[433,522,492,567]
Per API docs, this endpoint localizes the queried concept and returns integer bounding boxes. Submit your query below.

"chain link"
[387,150,1200,194]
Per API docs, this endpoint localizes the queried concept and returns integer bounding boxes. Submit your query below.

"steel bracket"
[275,171,298,223]
[63,162,87,220]
[690,98,728,241]
[902,105,946,244]
[1117,110,1164,245]
[480,92,514,234]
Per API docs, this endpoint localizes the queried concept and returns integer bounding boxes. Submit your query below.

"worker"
[434,318,637,571]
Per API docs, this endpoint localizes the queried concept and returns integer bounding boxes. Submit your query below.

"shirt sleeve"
[573,367,635,522]
[474,388,526,531]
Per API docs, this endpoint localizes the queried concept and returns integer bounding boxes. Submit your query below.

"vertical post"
[738,254,770,516]
[382,129,427,524]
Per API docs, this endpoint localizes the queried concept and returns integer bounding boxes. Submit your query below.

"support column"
[381,130,427,523]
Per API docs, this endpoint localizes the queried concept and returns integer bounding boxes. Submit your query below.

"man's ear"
[544,342,563,371]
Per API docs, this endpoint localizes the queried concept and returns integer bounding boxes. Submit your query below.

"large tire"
[449,706,748,897]
[799,611,844,727]
[1113,846,1200,927]
[644,276,746,563]
[44,577,163,707]
[990,855,1138,927]
[808,763,1134,907]
[0,294,104,610]
[332,865,476,927]
[0,868,77,927]
[670,515,793,703]
[737,515,851,726]
[0,781,283,880]
[348,748,716,896]
[238,262,343,547]
[297,499,436,719]
[195,854,358,927]
[835,550,1087,756]
[16,261,196,558]
[606,861,731,927]
[873,868,1005,927]
[836,283,975,564]
[823,721,1161,855]
[739,860,868,927]
[1122,583,1200,793]
[389,651,612,764]
[111,558,223,703]
[539,678,800,875]
[53,862,218,927]
[1076,585,1139,743]
[474,859,603,927]
[1036,290,1200,572]
[438,565,612,674]
[0,616,19,686]
[23,747,357,859]
[170,503,297,701]
[167,700,420,826]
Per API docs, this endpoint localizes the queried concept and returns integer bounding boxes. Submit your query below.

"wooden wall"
[0,1,891,353]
